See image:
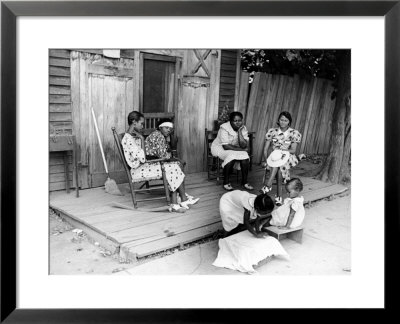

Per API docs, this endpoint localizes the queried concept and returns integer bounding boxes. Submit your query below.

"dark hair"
[254,193,275,213]
[277,111,292,126]
[157,118,173,129]
[287,178,303,192]
[229,111,243,122]
[127,111,144,126]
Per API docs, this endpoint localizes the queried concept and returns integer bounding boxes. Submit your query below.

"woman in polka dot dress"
[122,111,199,212]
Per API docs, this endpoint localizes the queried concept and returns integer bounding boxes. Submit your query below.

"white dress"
[213,231,289,274]
[211,121,250,168]
[219,190,257,231]
[270,196,305,228]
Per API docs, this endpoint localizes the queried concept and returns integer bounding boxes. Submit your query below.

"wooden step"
[120,222,222,260]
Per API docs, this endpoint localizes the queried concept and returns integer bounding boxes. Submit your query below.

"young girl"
[219,190,274,238]
[260,178,305,230]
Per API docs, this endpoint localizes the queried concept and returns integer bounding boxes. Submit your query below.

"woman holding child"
[121,111,199,213]
[211,111,253,191]
[262,111,302,205]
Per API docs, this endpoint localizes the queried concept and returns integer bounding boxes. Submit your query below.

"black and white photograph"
[49,48,351,276]
[3,1,395,317]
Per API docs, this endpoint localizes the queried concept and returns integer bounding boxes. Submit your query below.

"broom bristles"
[105,177,123,196]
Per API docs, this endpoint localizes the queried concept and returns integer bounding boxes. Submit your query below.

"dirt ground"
[49,209,130,274]
[49,156,351,275]
[49,208,224,275]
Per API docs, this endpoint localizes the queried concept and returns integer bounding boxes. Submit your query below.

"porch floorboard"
[50,166,348,261]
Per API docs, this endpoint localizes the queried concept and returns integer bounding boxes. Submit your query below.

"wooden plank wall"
[218,50,238,118]
[237,70,250,119]
[238,71,337,163]
[49,49,73,191]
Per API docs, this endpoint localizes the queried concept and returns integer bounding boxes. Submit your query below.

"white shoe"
[298,153,306,161]
[223,184,234,191]
[275,196,283,206]
[178,193,193,203]
[260,186,272,193]
[169,204,186,213]
[242,183,254,190]
[180,197,200,209]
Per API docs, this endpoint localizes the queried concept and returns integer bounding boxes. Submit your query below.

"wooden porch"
[49,166,348,262]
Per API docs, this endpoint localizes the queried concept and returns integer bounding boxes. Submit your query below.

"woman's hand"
[237,128,248,149]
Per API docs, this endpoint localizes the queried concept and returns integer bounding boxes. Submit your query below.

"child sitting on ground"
[219,190,275,238]
[259,178,305,230]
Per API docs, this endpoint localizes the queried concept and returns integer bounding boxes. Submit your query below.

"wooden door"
[71,52,134,188]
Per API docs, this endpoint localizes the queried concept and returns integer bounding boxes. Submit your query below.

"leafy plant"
[241,49,340,83]
[217,104,231,125]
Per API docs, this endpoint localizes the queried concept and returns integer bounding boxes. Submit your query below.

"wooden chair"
[143,112,175,131]
[205,128,255,185]
[112,127,171,209]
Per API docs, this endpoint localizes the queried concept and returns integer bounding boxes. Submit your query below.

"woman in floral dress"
[261,111,302,205]
[122,112,199,212]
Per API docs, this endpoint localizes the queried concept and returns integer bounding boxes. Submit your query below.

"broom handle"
[91,107,109,175]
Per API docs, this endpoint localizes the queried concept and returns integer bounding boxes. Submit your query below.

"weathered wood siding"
[238,71,337,163]
[177,50,221,173]
[71,51,134,189]
[49,49,74,191]
[218,50,238,116]
[50,49,223,191]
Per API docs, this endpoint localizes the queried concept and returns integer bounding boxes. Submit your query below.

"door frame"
[139,52,179,114]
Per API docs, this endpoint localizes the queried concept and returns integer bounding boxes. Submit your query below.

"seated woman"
[147,118,178,159]
[211,111,253,191]
[261,111,302,205]
[121,111,199,212]
[144,116,199,209]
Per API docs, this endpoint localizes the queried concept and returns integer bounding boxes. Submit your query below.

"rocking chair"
[112,127,171,209]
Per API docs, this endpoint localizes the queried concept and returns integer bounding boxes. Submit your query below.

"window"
[141,53,177,113]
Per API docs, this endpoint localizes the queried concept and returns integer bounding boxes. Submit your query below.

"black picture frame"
[1,0,398,322]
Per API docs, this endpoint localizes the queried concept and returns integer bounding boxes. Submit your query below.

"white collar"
[220,121,237,135]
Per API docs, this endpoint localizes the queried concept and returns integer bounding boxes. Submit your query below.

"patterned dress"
[121,133,184,192]
[145,130,172,159]
[265,127,302,182]
[211,122,250,168]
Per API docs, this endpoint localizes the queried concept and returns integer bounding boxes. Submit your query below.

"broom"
[91,107,123,196]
